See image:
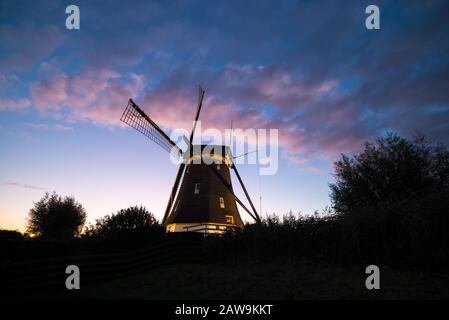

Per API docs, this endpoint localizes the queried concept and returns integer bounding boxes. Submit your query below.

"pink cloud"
[27,63,358,172]
[139,83,328,170]
[31,65,144,126]
[0,98,31,111]
[205,64,338,112]
[134,66,344,170]
[32,79,67,111]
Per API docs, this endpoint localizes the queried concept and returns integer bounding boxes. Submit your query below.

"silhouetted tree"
[85,206,164,240]
[26,192,87,239]
[330,132,449,212]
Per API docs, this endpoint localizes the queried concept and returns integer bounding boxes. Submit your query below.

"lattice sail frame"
[120,100,182,157]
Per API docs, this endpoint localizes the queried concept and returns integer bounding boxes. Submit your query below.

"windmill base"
[166,223,239,234]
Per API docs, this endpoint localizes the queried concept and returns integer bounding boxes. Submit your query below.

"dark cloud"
[0,24,64,70]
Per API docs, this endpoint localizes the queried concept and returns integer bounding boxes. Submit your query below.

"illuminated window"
[219,197,225,208]
[194,183,200,194]
[225,215,234,224]
[216,164,220,170]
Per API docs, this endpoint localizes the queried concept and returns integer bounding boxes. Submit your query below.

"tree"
[26,192,87,239]
[86,206,164,240]
[330,132,449,213]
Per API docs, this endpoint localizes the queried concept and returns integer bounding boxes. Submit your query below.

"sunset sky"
[1,0,448,231]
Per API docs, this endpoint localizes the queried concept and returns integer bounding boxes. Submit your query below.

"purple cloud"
[0,98,31,111]
[0,24,64,70]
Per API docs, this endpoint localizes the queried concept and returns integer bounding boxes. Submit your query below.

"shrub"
[204,191,449,271]
[84,206,164,244]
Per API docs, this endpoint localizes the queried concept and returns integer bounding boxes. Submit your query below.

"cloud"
[0,24,64,70]
[31,65,145,126]
[25,123,49,130]
[135,65,342,168]
[25,122,73,131]
[1,181,46,191]
[53,124,73,131]
[2,0,449,172]
[0,98,32,111]
[26,50,449,172]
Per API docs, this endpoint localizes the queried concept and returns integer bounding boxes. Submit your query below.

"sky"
[1,0,449,232]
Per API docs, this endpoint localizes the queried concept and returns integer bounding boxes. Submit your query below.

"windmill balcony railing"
[183,223,238,234]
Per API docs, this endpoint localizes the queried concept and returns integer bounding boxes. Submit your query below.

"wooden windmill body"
[120,87,260,233]
[165,145,244,233]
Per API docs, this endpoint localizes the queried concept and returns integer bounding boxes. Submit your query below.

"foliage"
[84,206,164,242]
[26,192,86,239]
[205,191,449,270]
[0,229,24,241]
[329,132,449,213]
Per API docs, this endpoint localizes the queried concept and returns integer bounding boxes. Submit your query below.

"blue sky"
[1,0,448,231]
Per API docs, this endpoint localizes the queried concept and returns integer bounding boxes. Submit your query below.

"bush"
[26,192,86,240]
[204,191,449,271]
[84,206,164,245]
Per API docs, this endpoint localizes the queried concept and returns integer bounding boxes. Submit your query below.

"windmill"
[120,86,261,233]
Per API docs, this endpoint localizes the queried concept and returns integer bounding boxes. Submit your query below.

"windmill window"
[219,197,225,208]
[194,183,200,194]
[225,215,234,225]
[216,164,220,170]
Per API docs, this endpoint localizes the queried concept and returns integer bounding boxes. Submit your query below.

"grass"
[32,261,449,300]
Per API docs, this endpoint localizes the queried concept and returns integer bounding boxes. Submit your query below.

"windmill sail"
[120,99,182,157]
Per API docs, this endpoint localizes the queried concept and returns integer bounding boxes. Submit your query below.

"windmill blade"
[231,164,261,223]
[121,99,182,157]
[162,162,186,225]
[206,164,259,223]
[163,87,205,226]
[233,149,257,160]
[188,86,205,144]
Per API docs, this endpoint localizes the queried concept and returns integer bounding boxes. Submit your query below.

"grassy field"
[32,261,449,300]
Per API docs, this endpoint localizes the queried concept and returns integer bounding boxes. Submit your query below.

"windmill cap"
[188,144,233,164]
